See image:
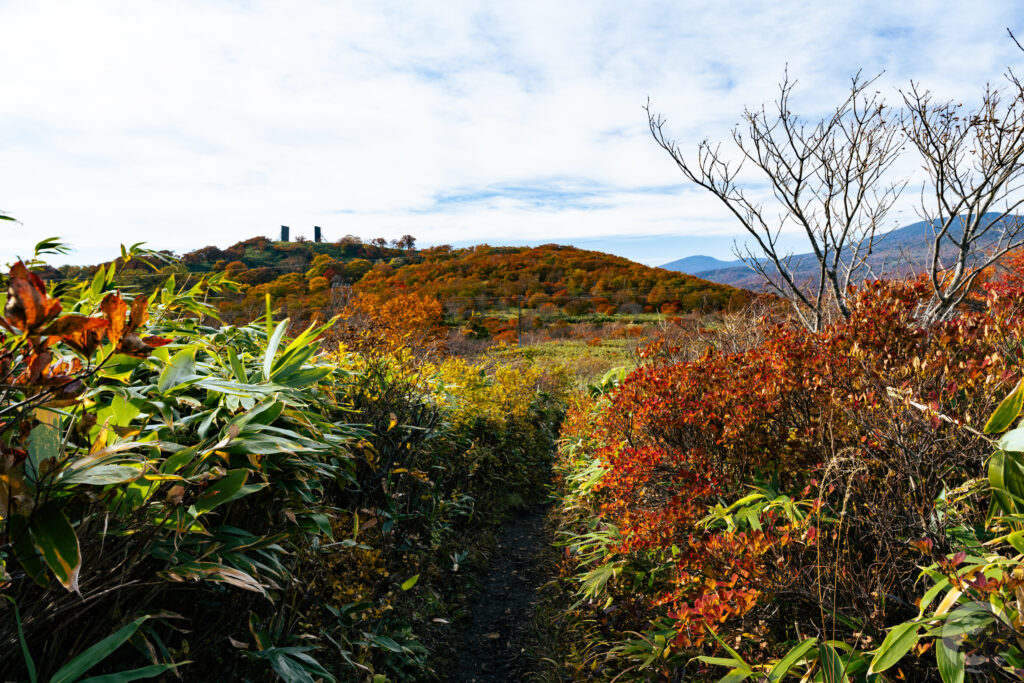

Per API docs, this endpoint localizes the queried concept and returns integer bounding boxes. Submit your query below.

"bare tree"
[902,73,1024,323]
[648,72,905,331]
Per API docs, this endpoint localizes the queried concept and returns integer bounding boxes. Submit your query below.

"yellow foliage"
[340,292,444,353]
[427,357,541,430]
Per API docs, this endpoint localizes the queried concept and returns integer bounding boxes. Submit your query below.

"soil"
[450,504,551,682]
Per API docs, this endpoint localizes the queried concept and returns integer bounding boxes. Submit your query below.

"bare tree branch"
[902,74,1024,323]
[647,73,904,331]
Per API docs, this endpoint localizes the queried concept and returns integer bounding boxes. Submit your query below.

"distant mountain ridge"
[661,254,743,274]
[662,214,1021,289]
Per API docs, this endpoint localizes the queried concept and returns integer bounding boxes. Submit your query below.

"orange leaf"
[5,263,62,333]
[128,295,149,332]
[100,292,128,345]
[141,336,172,348]
[44,315,111,357]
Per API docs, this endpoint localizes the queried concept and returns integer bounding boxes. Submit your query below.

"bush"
[551,275,1024,679]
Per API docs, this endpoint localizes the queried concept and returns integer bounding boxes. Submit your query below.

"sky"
[1,0,1022,266]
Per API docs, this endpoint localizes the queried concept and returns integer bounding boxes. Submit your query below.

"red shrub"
[565,274,1024,655]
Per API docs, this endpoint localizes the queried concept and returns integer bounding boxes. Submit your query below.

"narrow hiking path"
[450,504,552,682]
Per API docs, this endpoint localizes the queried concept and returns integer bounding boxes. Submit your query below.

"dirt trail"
[451,505,551,682]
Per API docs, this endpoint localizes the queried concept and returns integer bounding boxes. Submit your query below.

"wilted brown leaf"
[42,314,108,338]
[165,485,186,506]
[17,350,52,385]
[37,358,83,386]
[116,334,153,358]
[0,469,30,516]
[5,263,62,333]
[100,292,128,345]
[128,294,149,332]
[42,315,109,357]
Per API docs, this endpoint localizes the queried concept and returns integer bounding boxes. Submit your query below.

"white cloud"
[0,0,1021,264]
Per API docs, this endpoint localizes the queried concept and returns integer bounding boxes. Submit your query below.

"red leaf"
[141,336,172,348]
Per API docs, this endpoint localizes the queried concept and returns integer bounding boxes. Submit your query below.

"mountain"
[660,254,743,274]
[662,214,1021,289]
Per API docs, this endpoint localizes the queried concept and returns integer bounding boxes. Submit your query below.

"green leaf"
[868,621,920,674]
[361,634,405,653]
[257,647,334,683]
[270,346,315,382]
[99,354,145,381]
[265,653,316,683]
[818,641,849,683]
[9,515,50,588]
[1007,530,1024,555]
[936,637,965,683]
[263,319,290,381]
[989,449,1024,515]
[192,469,249,515]
[985,379,1024,433]
[60,464,141,486]
[80,663,180,682]
[5,596,38,683]
[997,427,1024,453]
[160,445,199,474]
[276,367,331,388]
[401,574,420,590]
[34,237,69,256]
[26,422,61,485]
[50,617,149,683]
[90,266,106,300]
[303,512,333,538]
[265,293,273,340]
[768,638,817,681]
[161,274,176,306]
[243,399,285,426]
[110,395,141,427]
[157,347,196,394]
[990,450,1012,515]
[29,502,81,593]
[918,576,951,616]
[694,656,743,667]
[227,346,247,383]
[197,407,220,440]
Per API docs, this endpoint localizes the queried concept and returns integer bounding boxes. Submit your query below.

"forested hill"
[58,237,751,319]
[343,243,748,314]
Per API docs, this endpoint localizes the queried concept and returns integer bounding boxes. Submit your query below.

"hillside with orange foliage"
[355,243,749,315]
[58,237,750,328]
